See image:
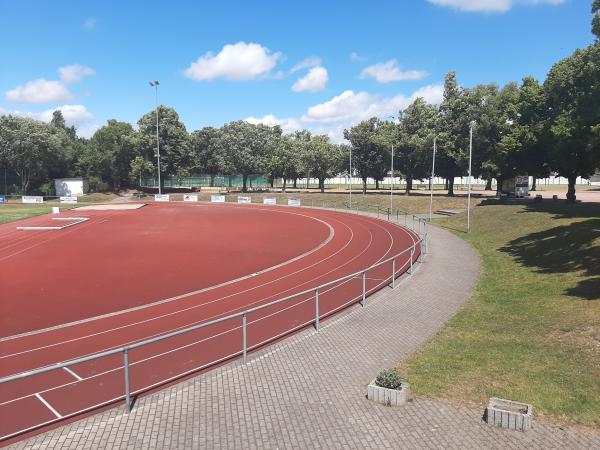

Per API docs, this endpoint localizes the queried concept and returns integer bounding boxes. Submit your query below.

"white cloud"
[184,42,282,81]
[289,57,321,74]
[360,60,428,83]
[244,84,444,143]
[59,64,95,84]
[83,18,96,30]
[350,52,367,62]
[5,79,73,103]
[6,64,95,104]
[0,104,96,137]
[244,115,303,134]
[292,67,328,93]
[302,85,443,124]
[76,123,101,138]
[426,0,565,12]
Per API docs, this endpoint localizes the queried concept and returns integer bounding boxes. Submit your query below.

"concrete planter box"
[485,397,533,431]
[367,380,410,407]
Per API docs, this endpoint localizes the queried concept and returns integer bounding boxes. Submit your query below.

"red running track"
[0,202,420,443]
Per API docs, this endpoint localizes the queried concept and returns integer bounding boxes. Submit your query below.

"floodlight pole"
[390,144,394,213]
[429,137,437,222]
[149,81,161,195]
[467,121,475,233]
[349,146,352,209]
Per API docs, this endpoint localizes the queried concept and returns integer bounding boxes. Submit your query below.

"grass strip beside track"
[0,193,117,224]
[398,200,600,428]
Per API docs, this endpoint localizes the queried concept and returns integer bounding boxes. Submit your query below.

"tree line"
[1,3,598,201]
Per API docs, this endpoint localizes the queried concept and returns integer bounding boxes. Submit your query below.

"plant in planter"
[367,369,411,406]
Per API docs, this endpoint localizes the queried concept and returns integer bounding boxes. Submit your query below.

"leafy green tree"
[544,43,600,202]
[436,71,472,196]
[269,135,303,191]
[50,110,66,129]
[0,115,61,194]
[344,118,389,193]
[216,121,281,192]
[138,106,191,189]
[290,130,311,187]
[190,126,225,186]
[302,135,344,193]
[81,120,138,190]
[130,156,155,186]
[471,82,520,192]
[514,77,550,190]
[396,97,438,194]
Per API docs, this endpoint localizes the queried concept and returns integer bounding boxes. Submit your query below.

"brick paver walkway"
[10,224,600,449]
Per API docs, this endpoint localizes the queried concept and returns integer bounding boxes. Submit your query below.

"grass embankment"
[136,191,477,215]
[398,200,600,428]
[0,193,118,224]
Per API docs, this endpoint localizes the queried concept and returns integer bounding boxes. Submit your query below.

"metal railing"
[0,203,428,440]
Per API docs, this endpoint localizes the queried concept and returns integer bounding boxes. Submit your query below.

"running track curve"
[0,202,420,443]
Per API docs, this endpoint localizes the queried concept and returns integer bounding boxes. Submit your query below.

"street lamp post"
[467,121,475,233]
[149,81,161,195]
[429,137,437,222]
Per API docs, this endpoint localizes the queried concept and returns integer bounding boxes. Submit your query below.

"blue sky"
[0,0,594,141]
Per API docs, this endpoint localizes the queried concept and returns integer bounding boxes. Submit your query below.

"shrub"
[375,368,404,390]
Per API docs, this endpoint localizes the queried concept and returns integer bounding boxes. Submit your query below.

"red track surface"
[0,202,420,443]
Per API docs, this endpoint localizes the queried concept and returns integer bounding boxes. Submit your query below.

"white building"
[54,178,88,197]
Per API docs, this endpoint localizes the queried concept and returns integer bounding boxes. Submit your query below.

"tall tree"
[84,120,138,190]
[50,110,66,129]
[138,106,191,189]
[436,71,472,196]
[544,43,600,202]
[0,116,61,194]
[130,156,155,187]
[514,77,550,190]
[344,118,388,193]
[302,135,344,193]
[216,121,281,192]
[268,135,303,191]
[396,97,438,194]
[190,126,225,186]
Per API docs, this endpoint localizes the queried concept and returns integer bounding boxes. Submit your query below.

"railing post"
[410,246,414,274]
[242,313,247,364]
[387,208,390,221]
[314,288,320,331]
[392,258,396,288]
[123,349,131,412]
[361,271,366,306]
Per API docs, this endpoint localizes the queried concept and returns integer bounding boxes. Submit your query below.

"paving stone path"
[11,224,600,449]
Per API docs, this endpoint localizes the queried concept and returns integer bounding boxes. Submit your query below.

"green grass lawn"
[0,193,117,224]
[136,191,476,215]
[398,200,600,428]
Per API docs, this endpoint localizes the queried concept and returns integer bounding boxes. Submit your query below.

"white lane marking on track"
[0,222,400,408]
[63,366,82,381]
[0,211,407,375]
[0,211,123,262]
[0,215,348,357]
[1,211,406,365]
[0,205,335,342]
[35,393,62,418]
[0,215,406,407]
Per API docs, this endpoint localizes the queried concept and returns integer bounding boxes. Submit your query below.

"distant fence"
[143,175,269,189]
